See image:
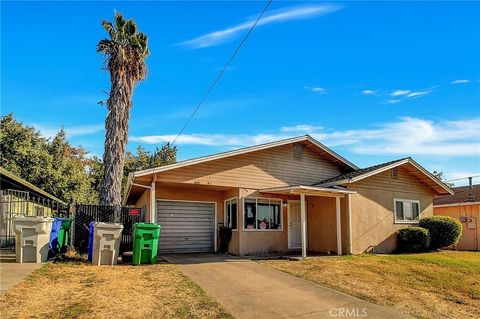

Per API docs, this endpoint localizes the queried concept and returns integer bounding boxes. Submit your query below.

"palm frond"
[114,12,126,39]
[97,39,114,54]
[101,20,115,39]
[124,20,137,37]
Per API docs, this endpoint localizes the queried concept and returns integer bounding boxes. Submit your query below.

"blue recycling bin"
[49,217,72,257]
[87,221,95,262]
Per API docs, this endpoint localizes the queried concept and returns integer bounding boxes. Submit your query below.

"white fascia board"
[133,135,358,178]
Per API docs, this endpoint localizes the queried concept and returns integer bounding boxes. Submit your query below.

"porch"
[260,185,356,257]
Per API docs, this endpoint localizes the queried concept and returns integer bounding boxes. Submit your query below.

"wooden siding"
[348,166,435,254]
[152,144,344,189]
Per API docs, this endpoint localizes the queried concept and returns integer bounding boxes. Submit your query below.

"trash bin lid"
[134,222,160,229]
[13,216,54,222]
[94,222,124,230]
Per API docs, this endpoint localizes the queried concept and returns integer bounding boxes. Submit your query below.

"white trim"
[243,196,283,231]
[224,197,238,231]
[261,185,356,196]
[336,197,342,255]
[157,199,218,253]
[347,193,352,255]
[318,158,454,195]
[150,178,156,223]
[287,200,301,250]
[434,201,480,208]
[393,198,421,224]
[133,135,358,178]
[300,194,307,258]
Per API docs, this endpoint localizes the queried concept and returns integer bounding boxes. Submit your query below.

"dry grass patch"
[0,261,232,319]
[261,251,480,319]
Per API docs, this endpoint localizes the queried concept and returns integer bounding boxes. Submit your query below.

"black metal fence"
[0,189,69,249]
[72,204,145,254]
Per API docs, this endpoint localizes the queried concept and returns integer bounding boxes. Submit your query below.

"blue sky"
[2,1,479,186]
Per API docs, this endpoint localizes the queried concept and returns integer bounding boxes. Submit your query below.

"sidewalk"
[0,251,42,294]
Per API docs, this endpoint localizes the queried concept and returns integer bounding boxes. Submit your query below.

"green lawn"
[0,262,232,319]
[261,251,480,319]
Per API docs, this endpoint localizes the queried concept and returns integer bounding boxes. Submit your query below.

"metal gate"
[0,189,68,249]
[72,204,145,254]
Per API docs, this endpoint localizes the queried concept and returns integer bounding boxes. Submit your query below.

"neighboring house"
[0,167,65,247]
[124,135,453,256]
[433,180,479,251]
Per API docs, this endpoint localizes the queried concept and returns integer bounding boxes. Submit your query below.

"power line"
[171,0,273,146]
[447,174,480,182]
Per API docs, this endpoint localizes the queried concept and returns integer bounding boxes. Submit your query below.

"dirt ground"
[0,261,232,319]
[261,251,480,319]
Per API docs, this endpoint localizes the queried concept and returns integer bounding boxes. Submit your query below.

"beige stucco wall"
[434,204,480,251]
[348,167,435,254]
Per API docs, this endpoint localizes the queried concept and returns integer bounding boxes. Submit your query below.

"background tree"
[0,114,98,203]
[432,171,455,187]
[97,12,150,206]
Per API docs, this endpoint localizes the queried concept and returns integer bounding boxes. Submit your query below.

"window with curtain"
[224,198,238,230]
[244,198,282,230]
[394,199,420,223]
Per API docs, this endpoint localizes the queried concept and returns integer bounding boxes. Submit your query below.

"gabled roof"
[0,167,65,203]
[133,135,358,178]
[434,184,480,206]
[315,158,408,185]
[314,157,454,195]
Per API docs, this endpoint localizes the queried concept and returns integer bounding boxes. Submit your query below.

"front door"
[288,201,301,249]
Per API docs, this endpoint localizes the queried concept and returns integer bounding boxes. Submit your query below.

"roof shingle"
[434,185,480,206]
[314,158,409,186]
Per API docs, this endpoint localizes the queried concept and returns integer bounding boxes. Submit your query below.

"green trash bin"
[49,217,73,256]
[132,223,161,265]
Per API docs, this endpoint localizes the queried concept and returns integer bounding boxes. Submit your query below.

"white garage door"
[157,200,215,254]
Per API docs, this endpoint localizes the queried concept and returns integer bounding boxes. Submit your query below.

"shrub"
[397,227,430,252]
[419,216,462,249]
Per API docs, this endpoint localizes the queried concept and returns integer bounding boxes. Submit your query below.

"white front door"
[288,201,302,249]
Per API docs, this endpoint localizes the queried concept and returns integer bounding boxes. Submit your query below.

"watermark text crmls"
[329,307,368,318]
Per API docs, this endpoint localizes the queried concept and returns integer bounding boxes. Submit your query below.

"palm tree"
[97,12,149,206]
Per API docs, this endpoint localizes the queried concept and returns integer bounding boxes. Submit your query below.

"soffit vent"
[391,167,399,179]
[293,143,303,160]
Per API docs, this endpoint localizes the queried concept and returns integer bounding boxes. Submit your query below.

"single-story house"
[434,180,479,251]
[124,135,453,256]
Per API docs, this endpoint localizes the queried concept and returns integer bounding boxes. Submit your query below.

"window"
[394,199,420,223]
[224,198,238,230]
[244,198,282,230]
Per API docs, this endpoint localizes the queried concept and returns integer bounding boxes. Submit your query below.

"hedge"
[419,216,462,249]
[397,227,430,252]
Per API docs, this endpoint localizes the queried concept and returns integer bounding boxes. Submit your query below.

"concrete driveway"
[0,251,42,295]
[163,254,411,319]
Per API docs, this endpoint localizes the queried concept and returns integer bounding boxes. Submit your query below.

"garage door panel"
[157,200,215,254]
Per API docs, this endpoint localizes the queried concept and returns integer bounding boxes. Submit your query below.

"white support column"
[347,194,353,254]
[150,177,156,223]
[336,196,342,255]
[300,194,307,258]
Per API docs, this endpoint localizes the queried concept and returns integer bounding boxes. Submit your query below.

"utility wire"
[171,0,273,146]
[446,174,480,182]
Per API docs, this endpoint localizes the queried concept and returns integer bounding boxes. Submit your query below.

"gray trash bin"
[92,222,123,266]
[14,216,54,263]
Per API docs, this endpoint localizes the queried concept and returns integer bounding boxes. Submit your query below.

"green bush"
[397,227,431,252]
[419,216,462,249]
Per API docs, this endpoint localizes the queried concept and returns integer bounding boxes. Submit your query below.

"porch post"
[300,194,307,258]
[347,194,352,254]
[150,177,156,223]
[336,196,342,255]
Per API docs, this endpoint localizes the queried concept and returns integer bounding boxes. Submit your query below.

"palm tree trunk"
[99,71,133,206]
